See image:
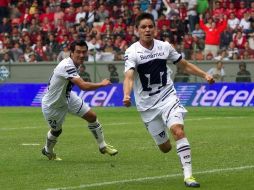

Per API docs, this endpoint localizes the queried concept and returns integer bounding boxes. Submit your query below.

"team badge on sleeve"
[124,55,128,61]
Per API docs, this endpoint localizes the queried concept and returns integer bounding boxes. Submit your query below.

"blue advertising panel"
[0,83,253,107]
[175,83,254,107]
[0,83,125,107]
[0,83,45,106]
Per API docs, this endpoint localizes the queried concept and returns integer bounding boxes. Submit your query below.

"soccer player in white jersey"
[123,13,215,188]
[41,39,118,160]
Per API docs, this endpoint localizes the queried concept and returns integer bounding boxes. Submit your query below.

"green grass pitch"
[0,107,254,190]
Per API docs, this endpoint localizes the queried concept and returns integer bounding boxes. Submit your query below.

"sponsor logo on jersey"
[158,46,162,50]
[140,52,165,60]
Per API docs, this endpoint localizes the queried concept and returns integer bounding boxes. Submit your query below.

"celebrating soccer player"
[123,13,214,188]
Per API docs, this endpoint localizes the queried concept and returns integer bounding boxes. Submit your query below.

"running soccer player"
[123,13,214,187]
[41,39,118,160]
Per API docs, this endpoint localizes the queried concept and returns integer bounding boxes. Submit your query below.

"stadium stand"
[0,0,253,81]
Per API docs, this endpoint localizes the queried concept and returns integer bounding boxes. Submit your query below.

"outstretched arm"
[199,14,208,32]
[71,77,111,91]
[178,59,215,84]
[123,69,134,107]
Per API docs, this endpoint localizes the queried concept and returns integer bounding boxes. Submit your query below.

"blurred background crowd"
[0,0,254,64]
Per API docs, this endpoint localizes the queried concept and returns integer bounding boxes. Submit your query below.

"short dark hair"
[70,39,88,52]
[80,64,86,69]
[135,12,155,28]
[239,62,246,68]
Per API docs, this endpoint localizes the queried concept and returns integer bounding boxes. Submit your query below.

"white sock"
[45,130,57,154]
[176,137,192,179]
[88,120,106,149]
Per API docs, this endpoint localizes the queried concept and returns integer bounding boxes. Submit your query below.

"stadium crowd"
[1,0,254,64]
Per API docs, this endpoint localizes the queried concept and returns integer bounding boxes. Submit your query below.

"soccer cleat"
[184,176,200,188]
[41,147,62,161]
[99,144,118,156]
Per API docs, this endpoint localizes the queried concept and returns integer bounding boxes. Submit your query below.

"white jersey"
[124,39,182,112]
[42,57,80,108]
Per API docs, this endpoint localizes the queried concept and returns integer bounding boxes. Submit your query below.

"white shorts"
[42,91,90,131]
[144,104,187,145]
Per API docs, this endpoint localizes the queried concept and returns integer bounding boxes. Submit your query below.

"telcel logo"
[78,86,117,106]
[192,86,254,107]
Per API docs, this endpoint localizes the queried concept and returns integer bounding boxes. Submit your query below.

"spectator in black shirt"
[220,27,233,49]
[79,64,91,82]
[0,17,11,34]
[236,62,252,82]
[174,65,190,83]
[108,64,119,83]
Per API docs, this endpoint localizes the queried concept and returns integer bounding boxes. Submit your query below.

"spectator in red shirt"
[237,1,248,19]
[199,14,227,59]
[54,5,64,23]
[178,2,187,21]
[55,18,66,36]
[221,0,230,10]
[100,17,113,34]
[225,2,236,17]
[183,33,194,60]
[40,17,54,33]
[113,25,126,39]
[113,16,127,31]
[248,2,254,14]
[40,7,54,23]
[157,14,170,30]
[20,7,32,24]
[33,40,48,61]
[240,41,254,58]
[212,1,224,19]
[233,30,247,50]
[113,35,127,51]
[63,6,76,28]
[124,25,135,45]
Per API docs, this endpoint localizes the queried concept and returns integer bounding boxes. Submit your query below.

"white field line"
[0,116,248,131]
[0,126,38,130]
[21,143,40,146]
[46,165,254,190]
[186,116,246,121]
